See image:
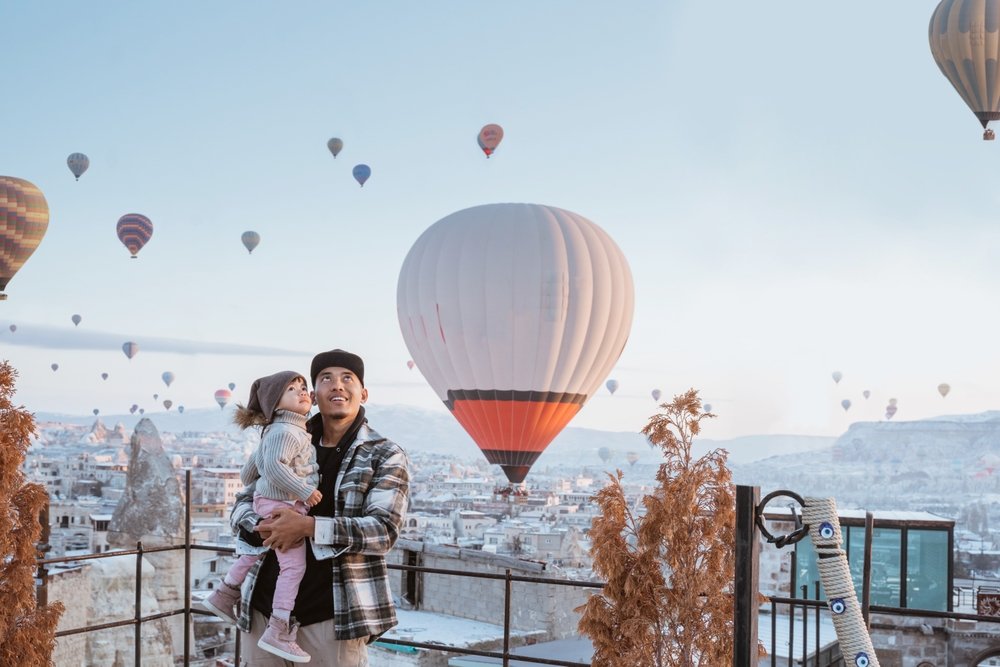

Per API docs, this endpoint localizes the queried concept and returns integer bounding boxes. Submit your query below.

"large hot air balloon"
[353,164,371,187]
[214,389,232,410]
[938,382,951,397]
[626,451,640,467]
[162,371,175,387]
[50,363,58,372]
[930,0,1000,140]
[116,214,153,258]
[0,177,49,300]
[606,379,620,395]
[122,341,139,359]
[841,399,852,412]
[477,124,504,157]
[241,231,260,254]
[71,314,82,326]
[397,203,634,484]
[651,388,662,402]
[598,446,612,464]
[832,371,843,384]
[327,137,343,158]
[67,153,90,180]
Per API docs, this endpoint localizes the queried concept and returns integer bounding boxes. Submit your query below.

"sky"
[1,1,998,440]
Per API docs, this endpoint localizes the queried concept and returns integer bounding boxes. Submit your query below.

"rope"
[801,497,880,667]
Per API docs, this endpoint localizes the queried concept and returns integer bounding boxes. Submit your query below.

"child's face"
[276,377,312,415]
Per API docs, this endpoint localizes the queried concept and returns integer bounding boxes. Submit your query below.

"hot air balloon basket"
[494,486,530,503]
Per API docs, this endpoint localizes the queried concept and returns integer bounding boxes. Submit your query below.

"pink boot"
[201,581,241,624]
[258,615,311,663]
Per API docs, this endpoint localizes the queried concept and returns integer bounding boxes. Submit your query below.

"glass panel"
[907,529,949,611]
[847,525,866,595]
[794,536,822,599]
[870,528,901,607]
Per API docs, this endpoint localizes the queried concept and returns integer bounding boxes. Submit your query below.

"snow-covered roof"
[377,609,544,650]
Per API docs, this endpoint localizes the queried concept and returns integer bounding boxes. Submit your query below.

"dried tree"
[0,362,63,666]
[578,389,735,666]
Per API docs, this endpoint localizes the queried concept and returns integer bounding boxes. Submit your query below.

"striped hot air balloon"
[0,177,49,300]
[122,341,139,359]
[214,388,232,410]
[397,203,634,484]
[116,214,153,258]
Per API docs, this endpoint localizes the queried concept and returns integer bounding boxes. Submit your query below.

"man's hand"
[255,507,315,551]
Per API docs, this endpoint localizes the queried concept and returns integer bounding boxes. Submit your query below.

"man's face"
[311,366,367,420]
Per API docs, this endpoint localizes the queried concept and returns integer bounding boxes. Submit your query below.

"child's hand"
[306,490,323,507]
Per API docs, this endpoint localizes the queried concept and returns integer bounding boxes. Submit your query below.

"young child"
[202,370,320,663]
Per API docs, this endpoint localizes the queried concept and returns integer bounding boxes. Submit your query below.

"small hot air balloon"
[67,153,90,180]
[8,325,15,333]
[352,164,371,187]
[241,231,260,254]
[129,404,138,414]
[930,0,1000,140]
[703,403,713,413]
[139,408,145,415]
[163,400,173,411]
[841,399,852,412]
[477,124,504,157]
[863,390,871,400]
[153,394,159,401]
[50,363,58,372]
[122,341,139,359]
[886,404,898,420]
[0,177,50,300]
[101,372,109,380]
[228,382,236,391]
[71,314,82,326]
[598,446,611,464]
[888,397,898,407]
[407,360,415,370]
[214,389,232,410]
[626,451,640,467]
[938,383,951,398]
[116,214,153,259]
[92,409,99,416]
[178,405,184,414]
[651,389,662,402]
[327,137,343,158]
[606,379,619,395]
[162,371,175,387]
[832,371,843,384]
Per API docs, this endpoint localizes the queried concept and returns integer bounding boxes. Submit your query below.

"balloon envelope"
[353,164,371,187]
[163,400,173,410]
[92,409,99,416]
[703,403,713,413]
[129,405,138,414]
[122,341,139,359]
[101,373,108,380]
[397,203,634,484]
[598,446,611,463]
[863,390,871,399]
[626,451,639,467]
[228,382,236,391]
[67,153,89,180]
[406,360,415,370]
[886,404,898,419]
[178,406,184,413]
[116,214,153,258]
[832,371,843,384]
[477,124,504,157]
[241,231,260,254]
[841,399,852,411]
[606,379,619,395]
[215,389,232,410]
[938,383,951,397]
[50,363,58,372]
[651,388,662,402]
[71,314,81,326]
[327,137,343,158]
[8,325,15,333]
[0,176,49,299]
[162,371,175,387]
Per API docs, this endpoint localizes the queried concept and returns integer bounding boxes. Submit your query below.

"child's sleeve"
[258,428,315,501]
[240,449,260,487]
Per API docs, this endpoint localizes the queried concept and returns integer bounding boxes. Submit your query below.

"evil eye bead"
[855,652,870,667]
[829,598,846,614]
[818,522,835,540]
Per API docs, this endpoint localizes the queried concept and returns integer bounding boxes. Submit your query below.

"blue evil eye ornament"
[818,521,835,540]
[829,598,846,614]
[855,652,870,667]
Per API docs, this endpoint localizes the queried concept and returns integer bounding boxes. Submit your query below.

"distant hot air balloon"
[162,371,175,387]
[407,360,415,370]
[241,231,260,254]
[703,403,713,413]
[129,404,138,414]
[598,446,612,464]
[888,397,898,407]
[606,379,620,395]
[92,409,99,416]
[477,124,504,157]
[929,0,1000,140]
[67,153,90,180]
[101,372,109,380]
[352,164,371,187]
[863,390,871,399]
[122,341,139,359]
[841,399,852,412]
[8,325,15,333]
[163,400,173,411]
[50,363,58,372]
[938,383,951,398]
[0,176,50,300]
[71,314,82,326]
[397,203,634,484]
[228,382,236,391]
[626,451,640,467]
[178,405,184,414]
[832,371,843,384]
[651,389,662,402]
[139,408,145,415]
[327,137,343,158]
[214,389,232,410]
[153,394,159,400]
[116,214,153,259]
[886,404,898,420]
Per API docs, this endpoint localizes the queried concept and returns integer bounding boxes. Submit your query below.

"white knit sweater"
[240,410,318,502]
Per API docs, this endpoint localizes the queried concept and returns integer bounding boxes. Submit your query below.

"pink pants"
[224,495,308,613]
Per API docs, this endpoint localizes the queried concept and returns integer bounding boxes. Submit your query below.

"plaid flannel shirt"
[231,422,410,640]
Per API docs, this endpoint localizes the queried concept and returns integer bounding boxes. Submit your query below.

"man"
[228,349,410,665]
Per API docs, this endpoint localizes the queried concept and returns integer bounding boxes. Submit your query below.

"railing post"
[503,568,512,667]
[184,470,192,666]
[135,541,143,667]
[37,499,50,608]
[863,511,874,629]
[733,485,760,667]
